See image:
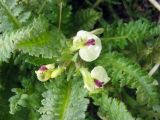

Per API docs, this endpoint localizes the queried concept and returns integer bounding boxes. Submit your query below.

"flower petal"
[35,70,52,82]
[51,67,64,78]
[72,30,88,51]
[45,64,55,69]
[79,35,102,62]
[80,68,95,92]
[73,30,102,62]
[76,30,88,40]
[91,66,110,84]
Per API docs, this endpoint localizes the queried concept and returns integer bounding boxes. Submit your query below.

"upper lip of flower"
[39,65,48,71]
[94,79,104,88]
[85,38,96,46]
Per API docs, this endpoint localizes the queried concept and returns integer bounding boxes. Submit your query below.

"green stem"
[93,0,103,8]
[105,35,128,40]
[58,1,63,31]
[122,0,133,20]
[38,0,47,14]
[108,2,119,19]
[85,0,93,6]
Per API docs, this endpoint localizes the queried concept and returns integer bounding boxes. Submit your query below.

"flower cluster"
[35,29,110,93]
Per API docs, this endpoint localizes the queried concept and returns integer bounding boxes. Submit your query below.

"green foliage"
[9,78,44,118]
[74,9,101,31]
[0,0,30,33]
[0,17,48,62]
[25,0,72,35]
[102,19,160,49]
[42,0,72,27]
[0,96,11,120]
[16,29,65,58]
[92,93,135,120]
[97,52,159,106]
[104,0,121,4]
[0,0,160,120]
[15,54,56,66]
[9,88,28,114]
[38,75,89,120]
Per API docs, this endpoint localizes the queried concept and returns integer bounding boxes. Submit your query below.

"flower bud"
[51,67,64,78]
[35,64,54,82]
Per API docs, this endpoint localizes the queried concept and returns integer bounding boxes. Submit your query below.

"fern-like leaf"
[92,93,135,120]
[0,17,48,62]
[16,28,65,58]
[9,88,28,114]
[14,54,56,66]
[0,0,30,33]
[74,9,101,30]
[38,76,89,120]
[9,78,43,118]
[102,19,160,49]
[97,52,159,106]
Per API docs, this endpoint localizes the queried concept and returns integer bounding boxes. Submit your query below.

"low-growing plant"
[0,0,160,120]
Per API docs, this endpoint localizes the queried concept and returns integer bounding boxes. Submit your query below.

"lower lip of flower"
[85,38,95,46]
[39,65,48,71]
[94,79,104,87]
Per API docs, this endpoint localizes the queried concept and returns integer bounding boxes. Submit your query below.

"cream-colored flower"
[73,30,102,62]
[80,66,110,93]
[91,66,110,88]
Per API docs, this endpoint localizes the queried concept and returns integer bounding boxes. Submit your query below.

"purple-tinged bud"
[35,64,55,82]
